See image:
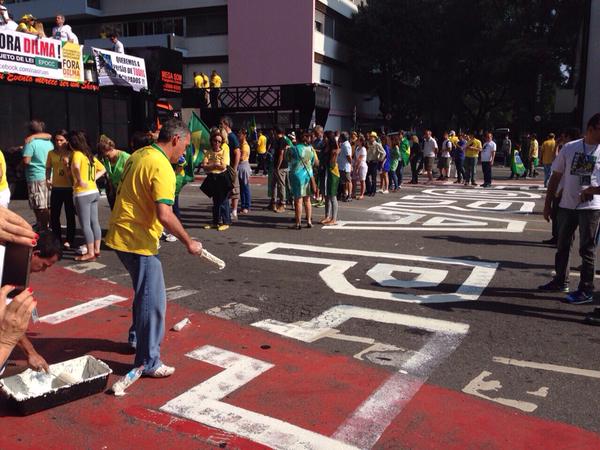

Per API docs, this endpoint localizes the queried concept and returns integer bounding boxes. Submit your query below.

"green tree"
[347,0,586,133]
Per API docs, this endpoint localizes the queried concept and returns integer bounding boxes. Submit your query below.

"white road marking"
[205,302,260,320]
[421,188,541,200]
[166,289,199,302]
[462,371,539,413]
[161,345,358,450]
[65,262,106,274]
[39,295,129,324]
[366,263,448,289]
[392,196,536,213]
[240,242,498,304]
[493,357,600,379]
[527,387,549,398]
[166,285,182,291]
[253,305,469,447]
[326,207,527,232]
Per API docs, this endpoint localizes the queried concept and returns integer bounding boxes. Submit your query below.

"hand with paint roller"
[0,286,36,368]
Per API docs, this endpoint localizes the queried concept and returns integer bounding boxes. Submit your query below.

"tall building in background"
[6,0,379,130]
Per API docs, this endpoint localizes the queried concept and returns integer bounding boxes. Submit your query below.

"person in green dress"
[389,135,401,191]
[320,131,340,225]
[98,135,130,210]
[287,130,316,229]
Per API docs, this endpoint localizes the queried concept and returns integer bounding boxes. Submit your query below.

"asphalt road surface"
[3,171,600,449]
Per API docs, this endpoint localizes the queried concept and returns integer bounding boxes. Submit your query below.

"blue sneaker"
[564,290,594,305]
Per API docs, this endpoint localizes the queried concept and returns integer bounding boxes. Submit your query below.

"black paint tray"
[0,355,112,415]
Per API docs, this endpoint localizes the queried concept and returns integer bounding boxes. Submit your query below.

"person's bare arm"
[156,203,202,255]
[17,335,49,372]
[0,287,37,367]
[543,171,563,222]
[231,148,241,170]
[25,133,52,144]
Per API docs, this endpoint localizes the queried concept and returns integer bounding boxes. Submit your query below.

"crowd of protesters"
[0,111,598,379]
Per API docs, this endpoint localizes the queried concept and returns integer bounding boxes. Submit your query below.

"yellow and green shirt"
[71,151,105,195]
[257,134,267,154]
[466,138,482,158]
[105,144,176,256]
[46,150,72,188]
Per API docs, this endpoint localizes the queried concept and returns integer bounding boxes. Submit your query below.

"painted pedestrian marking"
[165,285,200,302]
[160,345,358,450]
[241,242,498,304]
[38,295,129,324]
[326,207,527,232]
[387,195,536,213]
[65,261,107,274]
[253,304,469,449]
[462,371,541,413]
[493,356,600,379]
[205,302,260,320]
[421,188,542,200]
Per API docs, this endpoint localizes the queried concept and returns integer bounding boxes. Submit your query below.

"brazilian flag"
[512,150,526,176]
[175,112,210,195]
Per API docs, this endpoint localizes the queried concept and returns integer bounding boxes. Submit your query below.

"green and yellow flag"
[184,112,210,183]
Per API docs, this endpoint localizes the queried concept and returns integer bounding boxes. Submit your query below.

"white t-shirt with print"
[552,139,600,210]
[481,140,497,162]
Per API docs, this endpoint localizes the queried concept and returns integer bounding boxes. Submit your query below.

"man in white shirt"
[480,132,496,187]
[110,34,124,54]
[421,130,437,183]
[52,14,78,44]
[337,132,353,201]
[539,113,600,305]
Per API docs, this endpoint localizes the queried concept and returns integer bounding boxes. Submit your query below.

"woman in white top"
[352,134,368,199]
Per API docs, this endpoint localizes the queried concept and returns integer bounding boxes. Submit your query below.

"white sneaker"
[165,234,178,242]
[382,190,389,194]
[76,245,88,255]
[231,210,238,221]
[145,364,175,378]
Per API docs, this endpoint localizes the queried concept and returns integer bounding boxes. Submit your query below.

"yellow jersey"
[466,138,482,158]
[194,75,203,88]
[257,134,267,154]
[105,144,176,256]
[241,142,250,162]
[210,74,222,88]
[540,139,556,165]
[204,144,230,174]
[0,150,7,191]
[71,151,105,195]
[46,150,72,188]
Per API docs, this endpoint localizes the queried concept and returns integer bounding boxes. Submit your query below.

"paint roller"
[200,249,226,270]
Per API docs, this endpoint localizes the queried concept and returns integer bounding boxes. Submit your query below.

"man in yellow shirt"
[210,69,222,108]
[541,133,557,187]
[105,119,203,378]
[255,129,268,175]
[528,133,540,178]
[193,72,203,89]
[464,132,482,186]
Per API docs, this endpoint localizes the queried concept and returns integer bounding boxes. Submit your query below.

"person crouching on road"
[105,119,203,378]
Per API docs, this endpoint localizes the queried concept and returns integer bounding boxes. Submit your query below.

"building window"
[186,11,228,37]
[324,15,335,39]
[315,10,325,33]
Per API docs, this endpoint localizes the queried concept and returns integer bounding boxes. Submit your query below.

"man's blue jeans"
[543,164,552,187]
[117,250,166,374]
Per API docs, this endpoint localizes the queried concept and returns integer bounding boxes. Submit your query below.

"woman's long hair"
[68,130,94,165]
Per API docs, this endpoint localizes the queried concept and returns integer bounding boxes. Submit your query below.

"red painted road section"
[1,267,599,449]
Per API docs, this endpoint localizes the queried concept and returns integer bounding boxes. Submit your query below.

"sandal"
[75,255,96,262]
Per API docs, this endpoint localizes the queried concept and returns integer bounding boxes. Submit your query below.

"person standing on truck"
[210,70,222,108]
[52,14,78,44]
[110,33,124,53]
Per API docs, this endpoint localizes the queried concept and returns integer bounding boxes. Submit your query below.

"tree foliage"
[346,0,586,133]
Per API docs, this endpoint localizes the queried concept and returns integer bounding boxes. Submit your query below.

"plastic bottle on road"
[111,366,144,396]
